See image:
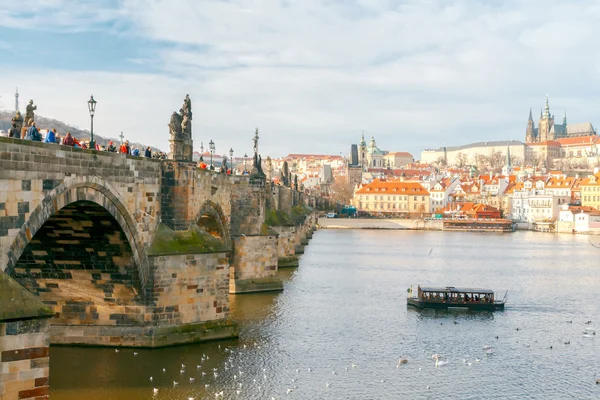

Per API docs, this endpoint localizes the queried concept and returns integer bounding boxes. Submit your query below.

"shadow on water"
[407,307,496,322]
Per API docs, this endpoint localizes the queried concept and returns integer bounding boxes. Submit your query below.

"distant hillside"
[0,110,163,153]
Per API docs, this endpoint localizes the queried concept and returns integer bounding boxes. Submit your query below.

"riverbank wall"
[318,218,513,232]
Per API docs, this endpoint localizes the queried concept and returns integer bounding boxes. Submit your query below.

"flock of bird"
[109,319,597,399]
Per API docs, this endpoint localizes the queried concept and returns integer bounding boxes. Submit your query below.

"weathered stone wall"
[150,252,230,326]
[0,319,50,400]
[229,235,281,293]
[229,179,266,236]
[271,226,297,257]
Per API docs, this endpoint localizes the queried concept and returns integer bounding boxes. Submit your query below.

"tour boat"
[407,285,506,311]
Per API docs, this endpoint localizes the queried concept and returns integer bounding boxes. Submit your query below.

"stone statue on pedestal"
[24,100,37,127]
[181,94,192,140]
[168,111,183,140]
[168,95,194,162]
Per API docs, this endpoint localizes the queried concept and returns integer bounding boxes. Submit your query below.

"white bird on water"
[190,377,195,382]
[326,382,331,388]
[115,349,119,353]
[287,388,294,393]
[153,388,158,395]
[162,368,166,373]
[435,359,448,368]
[149,376,153,382]
[133,352,138,356]
[173,381,178,386]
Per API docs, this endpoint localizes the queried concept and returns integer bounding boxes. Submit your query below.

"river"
[50,230,600,399]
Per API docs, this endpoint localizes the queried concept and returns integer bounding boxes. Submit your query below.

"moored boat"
[407,285,506,311]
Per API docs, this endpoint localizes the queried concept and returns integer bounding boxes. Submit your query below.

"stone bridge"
[0,136,331,347]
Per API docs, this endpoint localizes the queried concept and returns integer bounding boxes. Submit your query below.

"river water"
[50,230,600,399]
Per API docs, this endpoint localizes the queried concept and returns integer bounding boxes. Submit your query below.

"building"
[558,205,600,233]
[353,179,430,216]
[525,140,561,167]
[442,202,502,219]
[384,152,414,168]
[366,136,386,168]
[580,172,600,209]
[556,135,600,158]
[526,96,596,143]
[507,178,546,222]
[421,140,525,167]
[430,177,460,212]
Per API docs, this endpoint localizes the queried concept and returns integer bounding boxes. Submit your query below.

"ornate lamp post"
[243,153,248,172]
[87,95,97,149]
[229,148,234,172]
[209,140,215,169]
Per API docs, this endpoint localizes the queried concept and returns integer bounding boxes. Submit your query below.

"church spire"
[506,145,511,168]
[543,94,550,118]
[563,109,567,126]
[528,107,533,122]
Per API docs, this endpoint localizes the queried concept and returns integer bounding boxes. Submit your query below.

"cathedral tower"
[525,108,535,143]
[538,95,555,142]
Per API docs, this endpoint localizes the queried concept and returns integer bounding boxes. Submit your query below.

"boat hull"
[407,298,504,311]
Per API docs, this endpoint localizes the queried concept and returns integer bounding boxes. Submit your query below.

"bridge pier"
[229,234,282,293]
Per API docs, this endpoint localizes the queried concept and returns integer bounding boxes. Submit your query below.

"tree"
[455,152,468,167]
[330,178,354,205]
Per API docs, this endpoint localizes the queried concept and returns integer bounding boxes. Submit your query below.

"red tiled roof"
[556,136,599,146]
[355,179,429,195]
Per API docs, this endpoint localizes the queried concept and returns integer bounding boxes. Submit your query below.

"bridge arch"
[5,176,150,296]
[192,200,232,249]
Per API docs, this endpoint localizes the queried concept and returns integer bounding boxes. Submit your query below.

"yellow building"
[580,172,600,209]
[353,179,430,215]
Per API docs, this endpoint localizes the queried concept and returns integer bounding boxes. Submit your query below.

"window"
[413,204,417,210]
[422,196,425,201]
[414,196,417,201]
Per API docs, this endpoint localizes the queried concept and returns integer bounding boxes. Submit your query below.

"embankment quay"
[0,133,329,351]
[319,217,514,232]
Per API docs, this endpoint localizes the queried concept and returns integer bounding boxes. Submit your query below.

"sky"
[1,0,600,159]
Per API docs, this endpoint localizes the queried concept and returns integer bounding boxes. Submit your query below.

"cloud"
[2,0,600,158]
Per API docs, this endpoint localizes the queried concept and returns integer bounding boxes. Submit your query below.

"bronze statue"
[168,111,183,140]
[11,110,24,133]
[24,100,37,127]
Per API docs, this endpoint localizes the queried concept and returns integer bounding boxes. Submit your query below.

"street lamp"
[243,153,248,172]
[222,154,228,172]
[209,140,215,169]
[87,95,97,149]
[229,148,234,173]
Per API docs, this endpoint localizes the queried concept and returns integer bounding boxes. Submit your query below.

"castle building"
[526,96,596,143]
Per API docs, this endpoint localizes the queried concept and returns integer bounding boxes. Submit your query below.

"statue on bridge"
[168,111,183,140]
[181,94,192,140]
[168,95,194,162]
[11,110,24,136]
[24,100,37,127]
